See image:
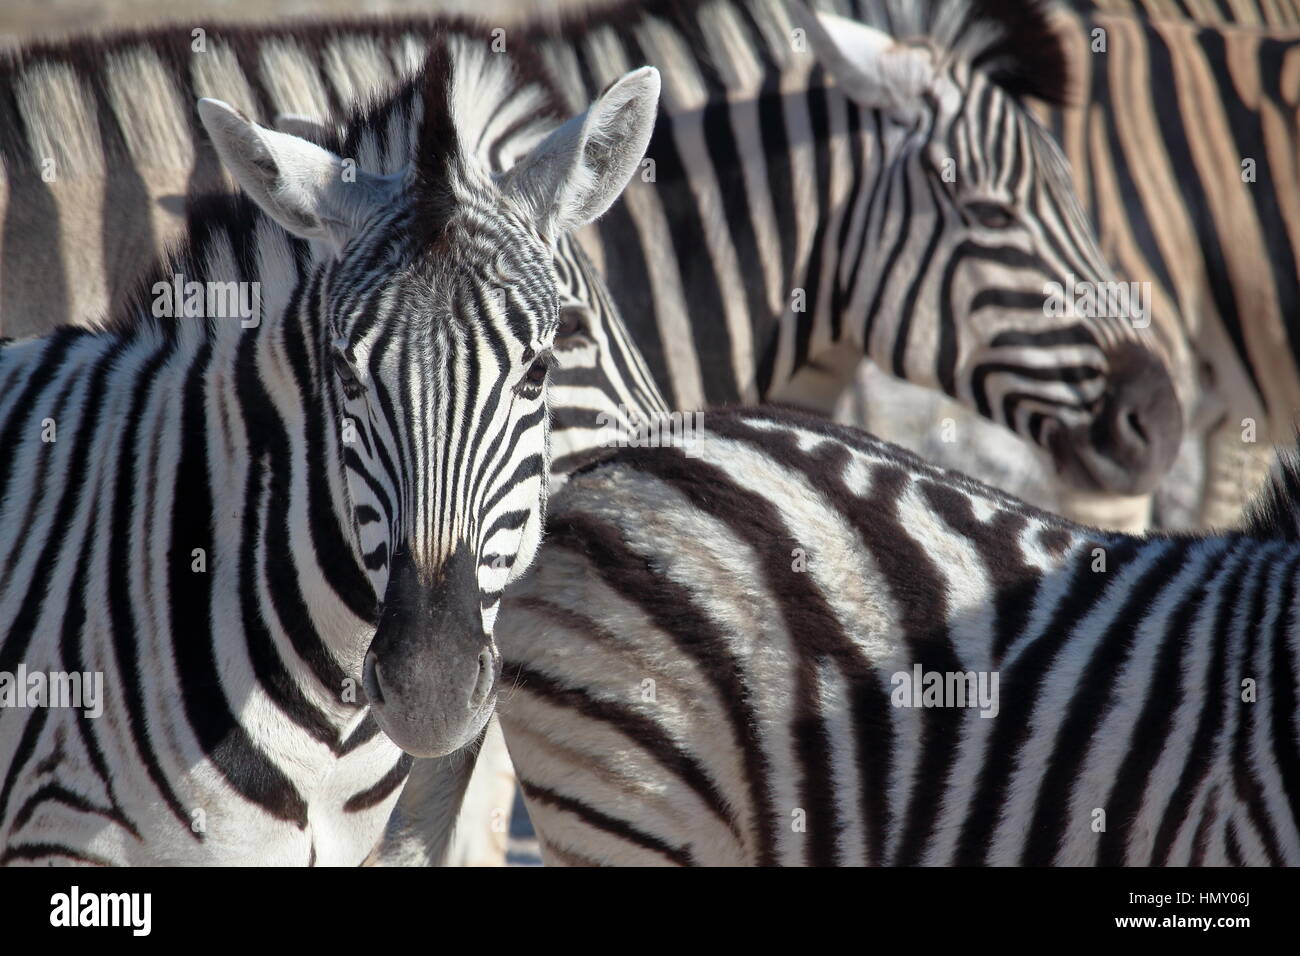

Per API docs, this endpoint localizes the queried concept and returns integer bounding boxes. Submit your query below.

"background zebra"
[1073,0,1300,27]
[491,406,1300,866]
[843,2,1300,531]
[0,0,1189,507]
[0,49,659,865]
[526,0,1186,501]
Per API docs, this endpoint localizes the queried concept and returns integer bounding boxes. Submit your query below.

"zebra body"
[0,46,660,865]
[1072,0,1300,27]
[491,406,1300,866]
[0,1,1186,499]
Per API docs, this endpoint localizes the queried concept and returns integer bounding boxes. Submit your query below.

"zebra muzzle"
[363,547,500,757]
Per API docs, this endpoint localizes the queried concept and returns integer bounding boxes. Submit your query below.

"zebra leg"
[441,720,517,867]
[366,725,490,867]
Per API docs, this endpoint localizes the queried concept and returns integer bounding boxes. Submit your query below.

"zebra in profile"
[526,0,1187,496]
[0,48,660,865]
[490,406,1300,866]
[0,0,1189,502]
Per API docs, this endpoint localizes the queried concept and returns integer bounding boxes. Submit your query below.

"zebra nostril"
[469,648,495,710]
[1124,409,1148,447]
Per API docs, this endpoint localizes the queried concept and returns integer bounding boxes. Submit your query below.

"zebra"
[526,0,1187,497]
[486,405,1300,866]
[0,46,660,865]
[0,0,1189,502]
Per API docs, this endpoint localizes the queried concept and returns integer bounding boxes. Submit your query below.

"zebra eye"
[332,347,365,400]
[964,201,1017,230]
[556,306,586,339]
[516,355,551,397]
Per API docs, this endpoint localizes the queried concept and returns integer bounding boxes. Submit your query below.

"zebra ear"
[499,66,660,238]
[198,98,393,247]
[789,2,933,122]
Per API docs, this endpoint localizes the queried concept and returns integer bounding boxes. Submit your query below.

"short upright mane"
[1242,443,1300,541]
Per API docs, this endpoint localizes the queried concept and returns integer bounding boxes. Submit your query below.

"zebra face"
[799,6,1184,496]
[195,68,663,758]
[329,204,558,758]
[920,73,1184,495]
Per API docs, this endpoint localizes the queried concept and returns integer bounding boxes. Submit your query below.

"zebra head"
[199,65,661,758]
[795,2,1184,496]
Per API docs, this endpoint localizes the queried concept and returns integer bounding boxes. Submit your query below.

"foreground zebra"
[488,407,1300,866]
[0,52,659,865]
[0,0,1188,501]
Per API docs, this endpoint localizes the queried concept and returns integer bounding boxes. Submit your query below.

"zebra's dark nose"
[1090,342,1183,493]
[364,546,499,757]
[1052,341,1183,496]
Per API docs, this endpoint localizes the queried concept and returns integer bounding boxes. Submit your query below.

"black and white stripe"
[492,406,1300,866]
[0,45,658,865]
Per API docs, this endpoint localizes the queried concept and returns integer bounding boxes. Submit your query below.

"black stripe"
[1097,542,1229,865]
[521,780,695,866]
[180,337,309,827]
[507,658,742,843]
[1150,542,1251,864]
[545,509,781,866]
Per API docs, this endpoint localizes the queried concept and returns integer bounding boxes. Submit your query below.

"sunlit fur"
[494,406,1300,867]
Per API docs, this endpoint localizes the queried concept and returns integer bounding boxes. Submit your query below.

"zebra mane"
[534,0,1073,106]
[1240,442,1300,541]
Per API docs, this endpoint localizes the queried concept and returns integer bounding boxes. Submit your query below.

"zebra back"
[494,405,1300,866]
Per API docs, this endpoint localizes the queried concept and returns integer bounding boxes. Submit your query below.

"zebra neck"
[138,255,382,665]
[594,72,884,407]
